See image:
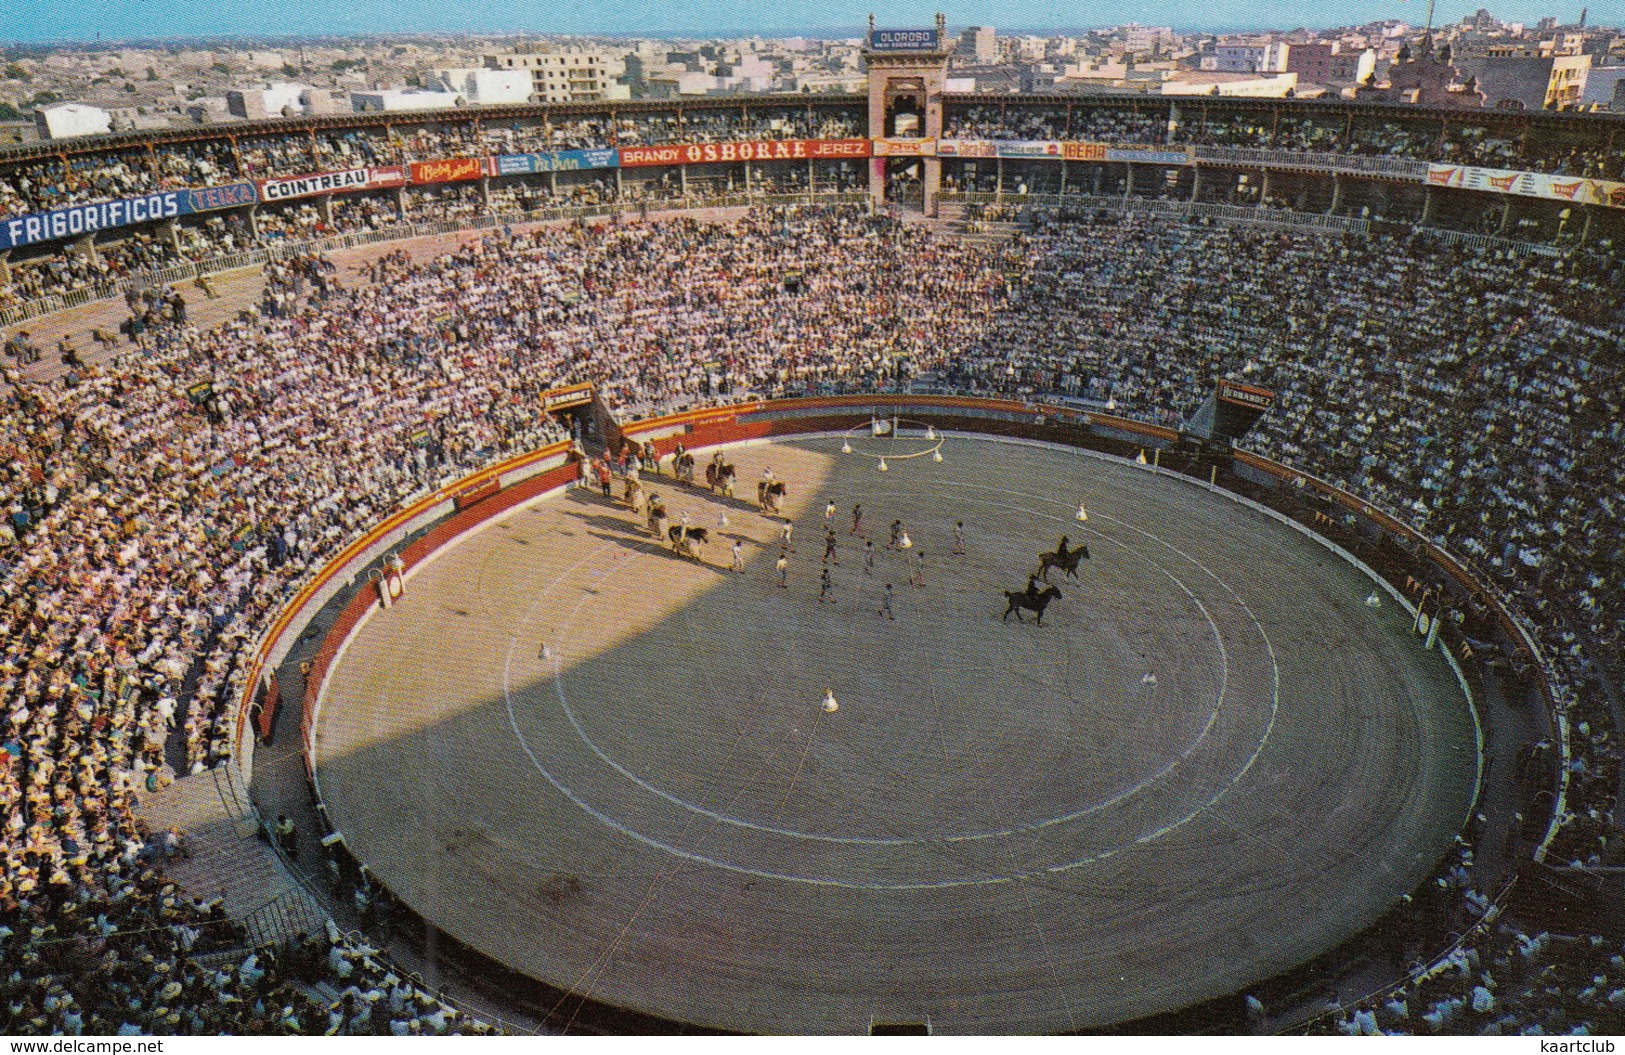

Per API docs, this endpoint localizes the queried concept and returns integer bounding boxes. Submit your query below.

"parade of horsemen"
[596,427,1091,623]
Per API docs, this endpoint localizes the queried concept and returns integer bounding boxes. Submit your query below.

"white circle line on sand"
[488,448,1285,889]
[525,489,1243,849]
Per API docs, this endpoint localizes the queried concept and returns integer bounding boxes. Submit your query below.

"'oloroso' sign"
[869,28,939,51]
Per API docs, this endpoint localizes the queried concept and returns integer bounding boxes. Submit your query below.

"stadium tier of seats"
[0,123,1619,1032]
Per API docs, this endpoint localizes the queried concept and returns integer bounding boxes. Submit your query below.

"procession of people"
[592,431,1099,631]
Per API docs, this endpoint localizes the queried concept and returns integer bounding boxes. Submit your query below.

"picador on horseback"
[1004,584,1062,625]
[1038,534,1090,581]
[705,455,737,497]
[758,480,787,515]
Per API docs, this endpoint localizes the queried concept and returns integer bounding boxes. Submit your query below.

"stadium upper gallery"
[0,3,1622,1039]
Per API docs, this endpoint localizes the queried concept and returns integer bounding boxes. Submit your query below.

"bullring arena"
[2,34,1622,1038]
[313,431,1478,1033]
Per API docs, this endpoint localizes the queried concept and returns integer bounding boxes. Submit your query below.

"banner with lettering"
[1061,142,1108,162]
[1427,164,1625,209]
[938,140,998,158]
[410,157,485,184]
[184,182,260,213]
[871,139,937,158]
[996,140,1063,159]
[1105,146,1192,166]
[869,27,940,51]
[493,149,619,175]
[619,139,871,167]
[258,166,408,203]
[1,182,257,251]
[932,142,1192,166]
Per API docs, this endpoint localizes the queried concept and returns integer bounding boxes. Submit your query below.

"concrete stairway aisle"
[932,202,1024,248]
[135,765,330,948]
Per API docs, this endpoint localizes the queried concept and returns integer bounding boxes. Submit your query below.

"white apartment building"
[1203,41,1291,73]
[421,68,532,105]
[483,49,610,102]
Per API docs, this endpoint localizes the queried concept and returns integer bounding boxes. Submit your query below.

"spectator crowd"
[0,202,1619,1035]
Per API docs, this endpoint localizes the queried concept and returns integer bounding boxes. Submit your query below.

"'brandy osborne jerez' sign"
[618,139,872,167]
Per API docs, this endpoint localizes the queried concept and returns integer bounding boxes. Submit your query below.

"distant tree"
[212,62,231,75]
[0,102,23,121]
[404,73,421,87]
[282,63,300,78]
[3,63,28,81]
[147,67,159,81]
[125,82,137,93]
[331,58,363,72]
[31,90,59,106]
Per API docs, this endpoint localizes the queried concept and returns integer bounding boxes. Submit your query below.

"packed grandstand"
[0,86,1622,1038]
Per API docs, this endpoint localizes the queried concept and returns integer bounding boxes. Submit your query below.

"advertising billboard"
[1,181,259,252]
[869,28,940,51]
[619,139,871,167]
[258,166,408,203]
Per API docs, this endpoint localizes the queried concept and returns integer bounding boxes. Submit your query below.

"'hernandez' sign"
[618,139,871,167]
[0,182,258,252]
[1217,379,1276,411]
[869,27,940,51]
[542,382,594,411]
[259,166,408,203]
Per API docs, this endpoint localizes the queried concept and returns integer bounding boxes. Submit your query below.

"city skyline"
[0,0,1614,46]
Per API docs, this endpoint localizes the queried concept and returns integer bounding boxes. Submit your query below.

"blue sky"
[0,0,1613,45]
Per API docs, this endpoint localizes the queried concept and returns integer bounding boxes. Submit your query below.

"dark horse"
[1038,535,1090,581]
[705,460,736,495]
[668,524,710,547]
[1003,585,1062,625]
[757,480,787,514]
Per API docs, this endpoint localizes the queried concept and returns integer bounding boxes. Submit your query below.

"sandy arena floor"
[314,433,1478,1034]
